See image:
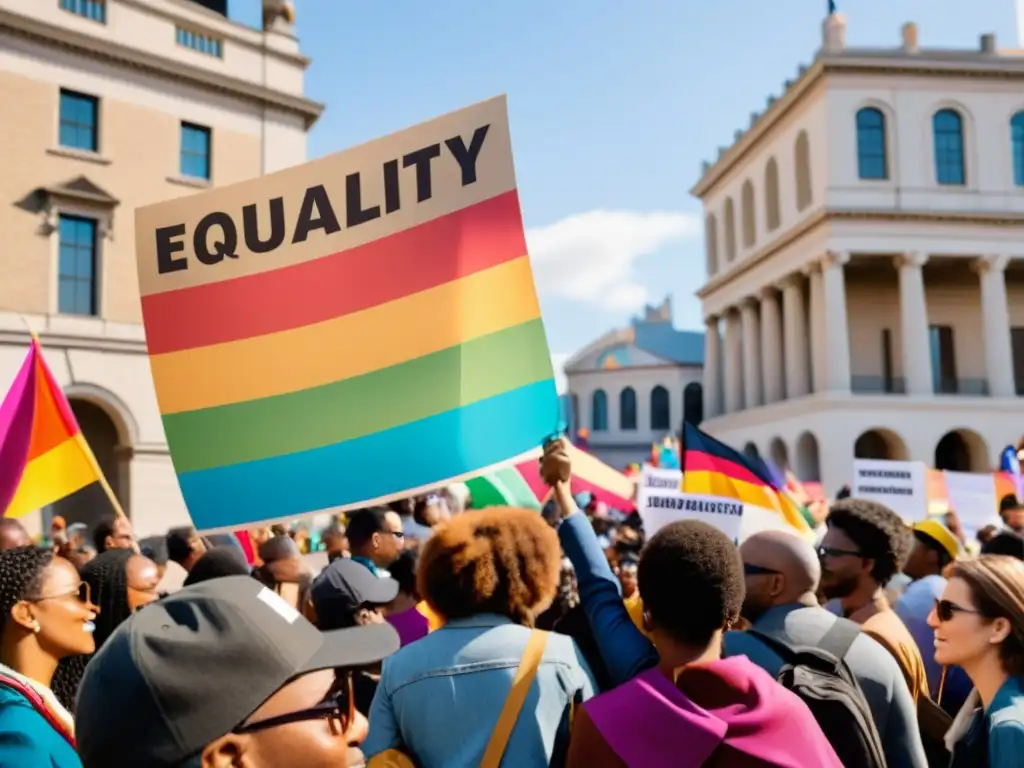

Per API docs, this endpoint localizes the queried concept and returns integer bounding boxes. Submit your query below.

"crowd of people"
[0,439,1020,766]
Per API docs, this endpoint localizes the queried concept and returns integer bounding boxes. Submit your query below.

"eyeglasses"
[744,563,781,576]
[234,670,353,736]
[817,546,863,560]
[934,599,982,623]
[25,581,91,605]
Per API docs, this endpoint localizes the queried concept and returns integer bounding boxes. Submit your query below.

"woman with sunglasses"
[929,555,1024,766]
[52,548,161,712]
[0,546,98,767]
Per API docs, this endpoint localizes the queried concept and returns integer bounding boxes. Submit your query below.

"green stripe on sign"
[162,318,554,472]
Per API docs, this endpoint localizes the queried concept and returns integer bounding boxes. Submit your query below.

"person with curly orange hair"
[362,507,595,767]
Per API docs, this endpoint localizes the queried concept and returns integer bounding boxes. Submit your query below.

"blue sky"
[231,0,1018,385]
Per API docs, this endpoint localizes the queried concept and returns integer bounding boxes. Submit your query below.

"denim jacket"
[363,613,596,767]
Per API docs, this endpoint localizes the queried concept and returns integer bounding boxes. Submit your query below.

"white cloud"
[550,352,569,394]
[526,210,701,312]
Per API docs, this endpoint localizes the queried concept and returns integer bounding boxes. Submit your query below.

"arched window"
[933,109,965,185]
[619,387,637,431]
[723,198,736,262]
[650,386,670,430]
[764,158,781,231]
[856,107,887,180]
[794,131,812,211]
[683,383,703,427]
[741,180,756,248]
[591,390,608,431]
[1012,111,1024,187]
[705,213,718,275]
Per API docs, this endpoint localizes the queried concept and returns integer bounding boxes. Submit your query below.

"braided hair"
[0,546,55,637]
[52,548,136,712]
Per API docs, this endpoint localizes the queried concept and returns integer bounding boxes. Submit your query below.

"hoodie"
[566,656,842,768]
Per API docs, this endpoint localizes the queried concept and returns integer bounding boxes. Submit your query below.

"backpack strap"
[815,618,862,667]
[479,629,549,768]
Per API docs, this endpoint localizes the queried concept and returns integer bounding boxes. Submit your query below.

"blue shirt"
[988,675,1024,765]
[363,614,596,766]
[351,556,379,576]
[0,687,82,768]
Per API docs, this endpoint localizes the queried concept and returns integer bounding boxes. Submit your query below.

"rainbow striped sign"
[134,97,557,531]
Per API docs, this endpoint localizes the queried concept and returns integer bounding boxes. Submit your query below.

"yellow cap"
[913,519,961,560]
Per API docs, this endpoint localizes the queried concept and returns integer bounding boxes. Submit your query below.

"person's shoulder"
[989,702,1024,758]
[0,690,73,764]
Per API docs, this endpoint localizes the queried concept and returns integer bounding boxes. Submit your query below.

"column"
[780,275,809,398]
[723,309,744,413]
[740,298,763,408]
[806,262,826,392]
[702,315,722,418]
[821,251,852,392]
[895,252,933,395]
[974,255,1015,397]
[759,287,784,403]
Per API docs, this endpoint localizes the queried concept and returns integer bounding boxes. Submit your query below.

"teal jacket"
[0,686,82,768]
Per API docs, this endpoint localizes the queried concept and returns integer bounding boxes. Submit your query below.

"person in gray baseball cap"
[74,575,400,768]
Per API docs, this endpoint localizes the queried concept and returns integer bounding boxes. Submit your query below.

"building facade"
[694,14,1024,496]
[0,0,320,535]
[564,298,704,469]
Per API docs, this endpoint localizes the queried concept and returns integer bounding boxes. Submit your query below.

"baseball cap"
[75,575,400,768]
[310,559,399,630]
[913,519,961,560]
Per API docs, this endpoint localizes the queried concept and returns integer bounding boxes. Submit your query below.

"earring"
[32,622,40,634]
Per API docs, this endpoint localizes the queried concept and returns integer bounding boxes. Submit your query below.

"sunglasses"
[234,670,354,736]
[817,546,862,560]
[25,581,91,605]
[744,563,780,576]
[934,599,982,623]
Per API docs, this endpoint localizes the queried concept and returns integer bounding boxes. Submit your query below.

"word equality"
[154,125,491,274]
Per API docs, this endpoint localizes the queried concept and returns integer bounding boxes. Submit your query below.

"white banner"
[943,471,999,538]
[640,489,743,542]
[852,459,927,522]
[636,465,683,513]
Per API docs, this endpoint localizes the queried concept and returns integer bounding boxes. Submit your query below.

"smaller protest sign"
[640,489,743,542]
[943,471,1000,538]
[852,459,927,522]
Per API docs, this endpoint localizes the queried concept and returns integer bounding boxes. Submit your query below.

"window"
[929,325,957,393]
[58,215,97,316]
[650,386,670,430]
[683,382,703,427]
[764,158,781,231]
[1012,328,1024,395]
[619,388,637,431]
[59,90,98,152]
[794,131,812,210]
[1012,112,1024,187]
[856,107,887,180]
[59,0,106,23]
[723,198,736,262]
[881,329,894,392]
[933,109,965,185]
[176,27,224,58]
[180,123,211,180]
[591,390,608,432]
[741,180,756,248]
[704,214,718,275]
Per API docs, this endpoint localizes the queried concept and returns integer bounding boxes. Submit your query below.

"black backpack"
[747,618,888,768]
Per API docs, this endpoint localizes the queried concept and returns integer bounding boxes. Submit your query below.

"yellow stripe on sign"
[149,256,542,415]
[5,436,98,519]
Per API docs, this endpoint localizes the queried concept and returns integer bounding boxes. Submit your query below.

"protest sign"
[852,459,927,522]
[635,465,682,512]
[135,96,556,531]
[641,490,743,542]
[943,471,1000,538]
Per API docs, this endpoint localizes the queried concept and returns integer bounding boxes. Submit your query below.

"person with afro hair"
[565,519,842,768]
[361,507,596,767]
[50,548,161,713]
[819,498,930,702]
[0,546,97,766]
